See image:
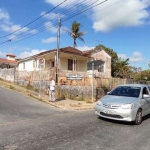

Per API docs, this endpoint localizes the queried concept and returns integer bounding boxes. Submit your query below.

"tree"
[114,65,131,78]
[64,21,86,48]
[113,57,130,78]
[137,70,150,81]
[148,61,150,69]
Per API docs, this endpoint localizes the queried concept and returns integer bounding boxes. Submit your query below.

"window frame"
[68,59,73,71]
[23,63,25,69]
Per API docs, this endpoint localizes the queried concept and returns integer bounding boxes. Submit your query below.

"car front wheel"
[135,109,142,125]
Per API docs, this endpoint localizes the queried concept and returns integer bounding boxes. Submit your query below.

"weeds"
[9,85,15,90]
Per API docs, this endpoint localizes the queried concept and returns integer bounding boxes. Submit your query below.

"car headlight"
[96,100,102,106]
[121,104,134,109]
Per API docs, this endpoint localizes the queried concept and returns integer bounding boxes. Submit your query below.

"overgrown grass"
[26,85,39,93]
[9,85,16,90]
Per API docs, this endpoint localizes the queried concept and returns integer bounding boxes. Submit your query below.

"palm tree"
[114,57,130,78]
[64,21,86,48]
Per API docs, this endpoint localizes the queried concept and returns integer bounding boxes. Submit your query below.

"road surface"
[0,87,150,150]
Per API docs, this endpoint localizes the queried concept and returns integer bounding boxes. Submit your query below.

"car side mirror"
[143,94,150,98]
[107,92,110,95]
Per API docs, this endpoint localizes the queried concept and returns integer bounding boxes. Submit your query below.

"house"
[18,46,90,73]
[16,46,112,86]
[0,54,18,69]
[17,46,111,78]
[83,49,111,78]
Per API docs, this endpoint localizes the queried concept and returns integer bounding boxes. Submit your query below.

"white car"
[95,84,150,125]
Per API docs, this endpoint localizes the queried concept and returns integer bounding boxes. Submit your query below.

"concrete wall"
[13,78,150,102]
[55,85,97,102]
[0,68,15,82]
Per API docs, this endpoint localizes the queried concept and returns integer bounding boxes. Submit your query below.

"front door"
[141,87,150,115]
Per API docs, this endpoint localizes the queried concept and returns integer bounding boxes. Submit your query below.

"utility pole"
[56,18,61,84]
[92,62,94,102]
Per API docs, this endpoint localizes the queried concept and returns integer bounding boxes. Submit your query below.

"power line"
[62,0,123,25]
[0,0,104,46]
[0,0,67,39]
[0,0,109,47]
[0,0,90,40]
[0,0,95,44]
[0,0,123,47]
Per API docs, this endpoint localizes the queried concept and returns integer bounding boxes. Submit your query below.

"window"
[33,61,35,68]
[68,59,73,70]
[142,87,149,95]
[98,64,104,72]
[87,60,104,72]
[51,61,54,67]
[23,63,25,69]
[108,86,141,98]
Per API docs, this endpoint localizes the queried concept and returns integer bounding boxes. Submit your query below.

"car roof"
[118,84,149,88]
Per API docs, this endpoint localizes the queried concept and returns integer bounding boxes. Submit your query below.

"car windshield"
[108,86,141,98]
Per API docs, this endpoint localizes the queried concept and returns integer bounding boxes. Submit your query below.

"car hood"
[100,95,137,105]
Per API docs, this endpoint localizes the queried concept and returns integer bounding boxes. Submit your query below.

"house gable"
[84,48,111,78]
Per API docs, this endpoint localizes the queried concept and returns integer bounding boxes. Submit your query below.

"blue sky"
[0,0,150,70]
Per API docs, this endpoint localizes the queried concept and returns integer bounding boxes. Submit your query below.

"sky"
[0,0,150,70]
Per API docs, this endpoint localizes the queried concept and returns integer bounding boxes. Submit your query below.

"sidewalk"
[0,79,96,111]
[29,90,96,111]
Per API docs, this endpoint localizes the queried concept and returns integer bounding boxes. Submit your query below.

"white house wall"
[60,58,68,70]
[18,60,37,71]
[77,60,87,72]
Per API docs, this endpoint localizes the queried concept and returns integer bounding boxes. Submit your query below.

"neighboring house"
[18,47,90,73]
[83,49,111,78]
[0,54,18,69]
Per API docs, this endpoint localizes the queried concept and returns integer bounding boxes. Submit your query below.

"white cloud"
[44,0,150,32]
[92,0,150,32]
[118,54,128,60]
[18,49,46,59]
[44,21,66,33]
[0,51,6,57]
[28,29,38,34]
[0,24,38,36]
[130,52,144,62]
[0,8,9,20]
[45,0,78,7]
[0,24,23,33]
[77,46,94,51]
[42,37,57,43]
[44,22,58,33]
[0,8,38,41]
[41,12,65,20]
[118,51,144,63]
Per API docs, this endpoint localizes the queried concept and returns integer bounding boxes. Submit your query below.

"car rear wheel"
[135,109,142,125]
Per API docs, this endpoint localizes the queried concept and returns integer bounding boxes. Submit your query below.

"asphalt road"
[0,87,150,150]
